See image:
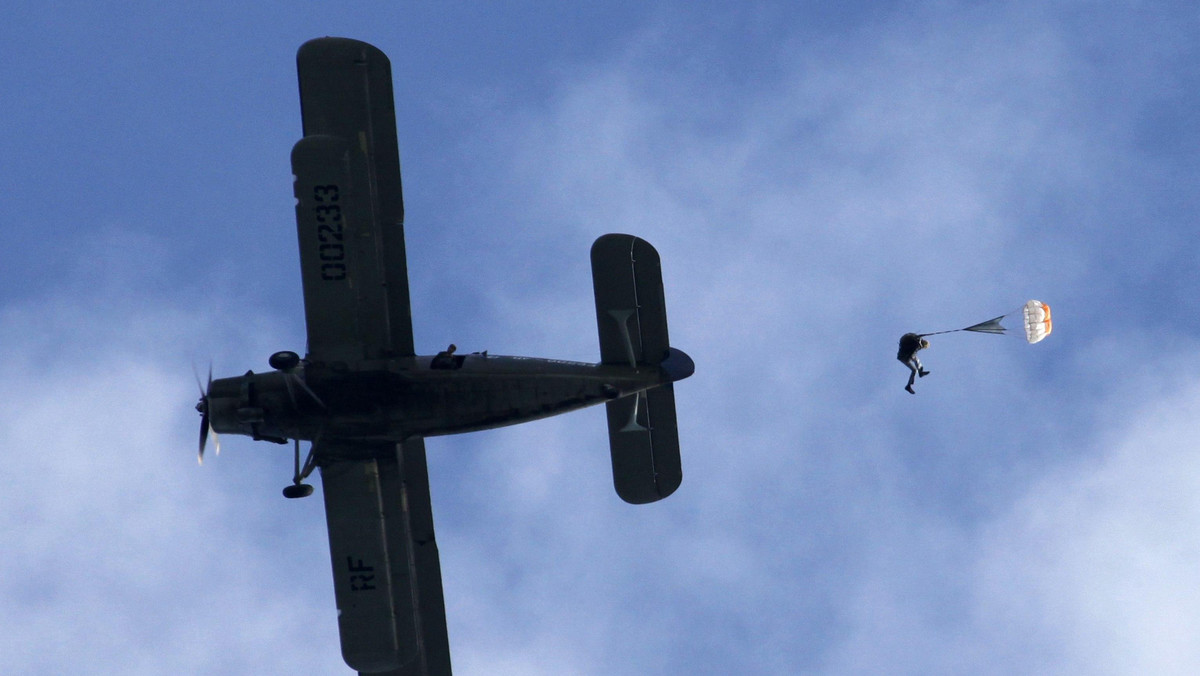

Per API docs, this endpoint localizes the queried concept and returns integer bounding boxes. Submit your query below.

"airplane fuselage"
[193,38,694,674]
[206,349,693,458]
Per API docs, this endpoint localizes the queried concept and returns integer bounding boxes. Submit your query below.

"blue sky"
[4,2,1200,674]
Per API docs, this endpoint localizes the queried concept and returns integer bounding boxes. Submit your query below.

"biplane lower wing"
[319,438,451,675]
[292,135,384,364]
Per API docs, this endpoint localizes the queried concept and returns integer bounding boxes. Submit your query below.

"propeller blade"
[198,417,221,463]
[199,410,209,464]
[195,365,214,464]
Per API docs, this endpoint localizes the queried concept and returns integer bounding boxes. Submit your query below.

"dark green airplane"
[195,37,693,675]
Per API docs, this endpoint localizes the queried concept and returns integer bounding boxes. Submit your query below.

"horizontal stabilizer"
[591,234,670,366]
[605,386,683,504]
[592,233,686,503]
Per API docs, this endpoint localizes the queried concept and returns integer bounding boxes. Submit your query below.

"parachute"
[1022,299,1052,344]
[923,299,1053,343]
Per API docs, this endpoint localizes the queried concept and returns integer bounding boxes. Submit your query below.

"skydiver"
[431,343,458,370]
[897,333,930,394]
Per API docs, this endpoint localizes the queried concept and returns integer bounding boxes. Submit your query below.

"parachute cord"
[917,304,1028,339]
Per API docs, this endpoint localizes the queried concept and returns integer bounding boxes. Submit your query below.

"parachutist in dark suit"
[431,343,459,370]
[897,333,930,394]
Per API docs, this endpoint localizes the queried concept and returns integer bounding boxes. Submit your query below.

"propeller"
[194,365,220,464]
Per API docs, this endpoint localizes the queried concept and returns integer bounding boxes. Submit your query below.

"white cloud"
[805,349,1200,675]
[967,375,1200,674]
[0,242,344,673]
[416,5,1200,675]
[8,3,1200,674]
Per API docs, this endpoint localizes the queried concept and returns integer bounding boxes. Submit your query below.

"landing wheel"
[283,438,318,499]
[269,350,301,371]
[283,483,314,499]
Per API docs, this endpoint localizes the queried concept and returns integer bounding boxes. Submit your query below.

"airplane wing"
[294,38,449,674]
[318,438,451,675]
[293,37,415,363]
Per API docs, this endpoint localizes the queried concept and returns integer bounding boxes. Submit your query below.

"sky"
[3,1,1200,674]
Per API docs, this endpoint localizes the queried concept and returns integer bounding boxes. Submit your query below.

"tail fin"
[591,234,685,504]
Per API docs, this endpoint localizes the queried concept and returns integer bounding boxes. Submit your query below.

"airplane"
[195,37,693,675]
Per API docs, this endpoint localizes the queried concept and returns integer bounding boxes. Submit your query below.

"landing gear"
[269,350,301,371]
[283,483,314,499]
[283,437,318,499]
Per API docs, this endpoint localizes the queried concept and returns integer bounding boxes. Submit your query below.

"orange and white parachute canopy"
[923,299,1052,343]
[1022,299,1052,344]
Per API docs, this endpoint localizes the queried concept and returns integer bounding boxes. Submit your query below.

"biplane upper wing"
[292,37,415,363]
[319,438,451,675]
